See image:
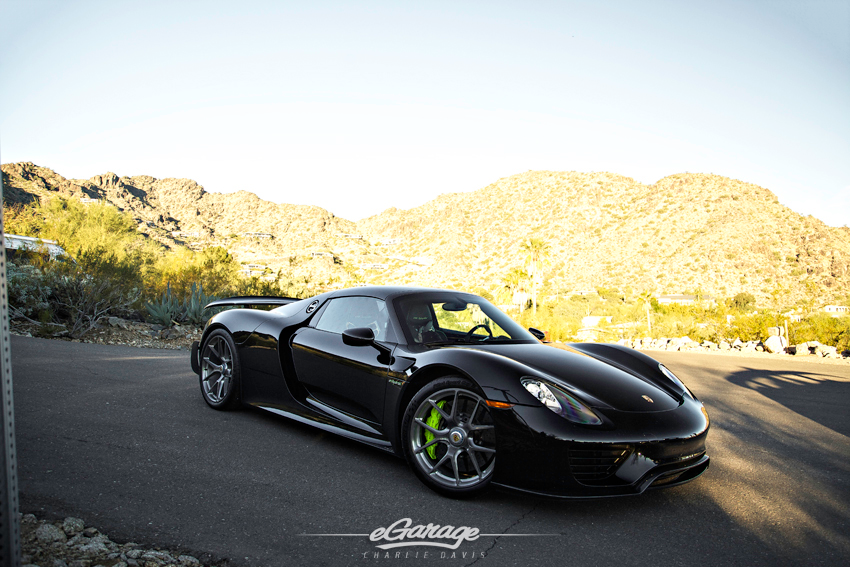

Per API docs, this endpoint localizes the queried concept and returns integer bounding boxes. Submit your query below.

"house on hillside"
[240,264,268,277]
[3,234,67,261]
[656,294,716,306]
[823,305,849,317]
[581,315,613,328]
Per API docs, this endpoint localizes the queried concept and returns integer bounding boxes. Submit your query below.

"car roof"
[327,285,476,302]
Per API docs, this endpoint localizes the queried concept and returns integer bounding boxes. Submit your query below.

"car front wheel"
[402,377,496,498]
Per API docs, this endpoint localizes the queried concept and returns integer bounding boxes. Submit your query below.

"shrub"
[230,272,311,299]
[791,314,850,351]
[149,247,238,299]
[5,196,310,325]
[5,197,160,298]
[729,312,784,342]
[44,262,140,338]
[7,262,52,322]
[730,292,756,312]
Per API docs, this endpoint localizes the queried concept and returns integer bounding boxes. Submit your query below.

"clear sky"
[1,0,848,225]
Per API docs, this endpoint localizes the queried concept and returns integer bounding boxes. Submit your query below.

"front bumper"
[491,400,710,497]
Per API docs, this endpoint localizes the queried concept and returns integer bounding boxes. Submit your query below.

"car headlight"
[521,378,602,425]
[659,364,694,399]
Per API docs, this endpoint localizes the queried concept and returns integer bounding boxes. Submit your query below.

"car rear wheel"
[199,329,241,410]
[402,376,496,498]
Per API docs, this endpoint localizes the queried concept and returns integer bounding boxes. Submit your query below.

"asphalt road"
[11,336,850,567]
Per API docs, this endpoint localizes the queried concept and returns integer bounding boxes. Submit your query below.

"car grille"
[569,444,631,484]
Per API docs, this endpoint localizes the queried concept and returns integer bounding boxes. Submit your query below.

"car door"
[290,296,393,424]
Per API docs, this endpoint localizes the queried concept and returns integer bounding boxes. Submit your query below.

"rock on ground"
[20,514,221,567]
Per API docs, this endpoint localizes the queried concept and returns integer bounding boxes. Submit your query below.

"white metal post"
[0,160,22,566]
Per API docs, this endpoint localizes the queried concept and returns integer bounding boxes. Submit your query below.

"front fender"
[396,346,543,405]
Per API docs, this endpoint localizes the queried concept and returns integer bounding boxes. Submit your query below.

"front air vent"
[570,444,631,484]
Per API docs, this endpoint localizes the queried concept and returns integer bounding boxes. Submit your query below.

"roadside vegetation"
[4,198,311,338]
[501,291,850,351]
[4,198,848,350]
[494,239,850,351]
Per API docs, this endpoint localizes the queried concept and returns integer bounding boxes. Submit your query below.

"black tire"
[401,376,496,498]
[198,329,241,410]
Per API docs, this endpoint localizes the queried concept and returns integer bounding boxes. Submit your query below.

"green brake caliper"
[424,400,447,459]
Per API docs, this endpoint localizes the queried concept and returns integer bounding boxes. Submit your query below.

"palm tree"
[520,238,551,315]
[502,268,529,314]
[639,291,654,335]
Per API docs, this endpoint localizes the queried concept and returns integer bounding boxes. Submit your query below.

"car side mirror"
[342,327,394,363]
[342,327,375,346]
[528,327,546,341]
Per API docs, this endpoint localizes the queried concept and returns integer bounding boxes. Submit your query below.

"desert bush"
[3,203,45,237]
[516,304,580,342]
[44,262,141,338]
[149,247,238,299]
[730,292,756,312]
[790,314,850,351]
[7,258,140,338]
[6,198,160,285]
[652,312,702,340]
[5,196,309,322]
[500,290,849,349]
[729,311,784,342]
[7,262,52,322]
[229,272,312,299]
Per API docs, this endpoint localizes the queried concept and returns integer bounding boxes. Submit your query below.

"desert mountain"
[3,162,848,305]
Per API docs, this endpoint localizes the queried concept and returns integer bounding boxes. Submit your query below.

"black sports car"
[190,286,710,498]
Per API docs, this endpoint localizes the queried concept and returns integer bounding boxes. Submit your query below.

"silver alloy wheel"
[201,335,233,404]
[409,388,496,489]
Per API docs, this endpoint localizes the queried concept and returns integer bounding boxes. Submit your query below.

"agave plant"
[146,283,182,327]
[183,282,217,326]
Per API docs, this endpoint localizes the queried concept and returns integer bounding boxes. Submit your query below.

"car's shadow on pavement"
[725,366,850,436]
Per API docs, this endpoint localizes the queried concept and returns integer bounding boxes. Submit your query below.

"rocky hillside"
[3,162,849,305]
[358,170,850,304]
[1,162,363,286]
[1,161,353,246]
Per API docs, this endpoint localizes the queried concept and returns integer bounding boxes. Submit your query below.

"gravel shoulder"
[10,317,201,350]
[21,513,222,567]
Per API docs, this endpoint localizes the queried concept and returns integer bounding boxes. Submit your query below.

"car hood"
[462,343,681,412]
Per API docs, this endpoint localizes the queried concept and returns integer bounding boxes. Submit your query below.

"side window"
[314,297,390,342]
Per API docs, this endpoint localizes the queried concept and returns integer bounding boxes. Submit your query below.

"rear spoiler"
[204,296,300,309]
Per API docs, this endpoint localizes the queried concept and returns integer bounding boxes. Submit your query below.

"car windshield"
[396,293,536,345]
